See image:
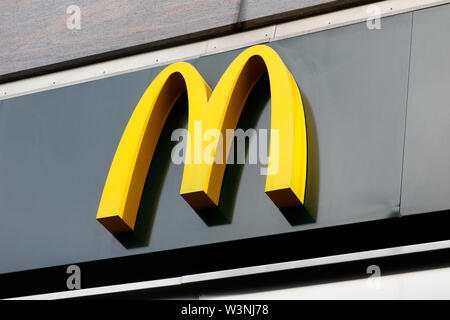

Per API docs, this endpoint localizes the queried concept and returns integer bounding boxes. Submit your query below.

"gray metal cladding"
[400,4,450,215]
[0,7,448,274]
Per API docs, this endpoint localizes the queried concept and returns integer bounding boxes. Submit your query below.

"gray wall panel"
[0,14,411,274]
[400,5,450,215]
[270,13,411,225]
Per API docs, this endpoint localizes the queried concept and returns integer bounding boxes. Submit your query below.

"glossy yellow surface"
[97,45,307,233]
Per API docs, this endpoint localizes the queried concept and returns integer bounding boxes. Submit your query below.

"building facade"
[0,0,450,299]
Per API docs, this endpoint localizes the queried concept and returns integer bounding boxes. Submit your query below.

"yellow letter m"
[96,45,307,233]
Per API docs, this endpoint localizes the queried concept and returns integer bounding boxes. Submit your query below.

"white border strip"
[0,0,449,101]
[8,239,450,300]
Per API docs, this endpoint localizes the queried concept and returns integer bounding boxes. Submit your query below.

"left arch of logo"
[96,45,307,233]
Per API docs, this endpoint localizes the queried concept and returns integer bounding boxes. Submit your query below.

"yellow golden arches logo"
[96,45,307,233]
